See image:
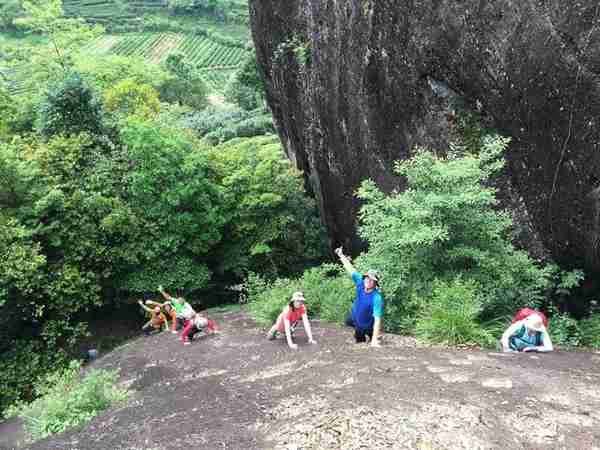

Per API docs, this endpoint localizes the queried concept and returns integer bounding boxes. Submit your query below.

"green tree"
[75,55,168,93]
[118,119,226,292]
[104,79,161,120]
[224,50,265,110]
[0,0,23,31]
[37,72,108,140]
[354,135,550,331]
[159,53,208,110]
[15,0,103,76]
[208,135,327,278]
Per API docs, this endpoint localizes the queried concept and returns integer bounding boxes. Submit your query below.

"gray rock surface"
[249,0,600,273]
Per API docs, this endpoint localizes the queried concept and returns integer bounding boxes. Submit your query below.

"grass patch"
[6,361,129,442]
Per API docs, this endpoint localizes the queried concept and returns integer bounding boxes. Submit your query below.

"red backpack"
[512,308,549,328]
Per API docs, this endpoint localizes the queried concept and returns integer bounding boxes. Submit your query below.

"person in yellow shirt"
[137,301,168,336]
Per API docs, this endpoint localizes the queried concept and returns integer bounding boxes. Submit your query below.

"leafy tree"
[75,54,168,93]
[0,86,19,140]
[354,135,550,331]
[159,53,208,110]
[117,119,226,292]
[104,79,161,120]
[207,135,327,278]
[224,50,265,110]
[0,0,23,31]
[13,0,103,87]
[37,72,107,140]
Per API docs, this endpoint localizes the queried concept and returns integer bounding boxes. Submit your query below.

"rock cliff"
[249,0,600,271]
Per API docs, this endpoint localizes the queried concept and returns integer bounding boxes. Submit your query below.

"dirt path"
[9,309,600,450]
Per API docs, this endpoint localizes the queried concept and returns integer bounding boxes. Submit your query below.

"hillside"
[4,309,600,449]
[1,0,251,95]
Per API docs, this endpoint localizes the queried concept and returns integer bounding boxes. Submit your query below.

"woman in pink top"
[267,291,317,350]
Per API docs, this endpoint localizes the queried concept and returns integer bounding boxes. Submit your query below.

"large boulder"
[249,0,600,271]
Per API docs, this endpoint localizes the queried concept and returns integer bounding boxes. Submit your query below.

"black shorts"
[345,312,373,343]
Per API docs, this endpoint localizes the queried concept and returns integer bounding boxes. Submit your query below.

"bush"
[549,312,582,349]
[208,135,327,278]
[246,264,352,327]
[75,55,168,92]
[224,51,266,110]
[580,313,600,349]
[415,278,495,346]
[38,72,107,140]
[104,79,161,119]
[0,340,69,416]
[354,135,550,329]
[7,360,129,441]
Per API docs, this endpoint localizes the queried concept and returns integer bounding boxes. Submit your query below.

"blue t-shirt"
[509,325,542,351]
[351,272,384,331]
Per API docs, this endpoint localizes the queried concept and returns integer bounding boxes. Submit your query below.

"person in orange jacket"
[144,299,179,334]
[137,301,168,336]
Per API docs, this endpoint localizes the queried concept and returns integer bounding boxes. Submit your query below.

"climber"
[157,285,196,332]
[501,312,554,353]
[137,301,168,336]
[180,313,218,345]
[335,246,384,347]
[266,291,317,350]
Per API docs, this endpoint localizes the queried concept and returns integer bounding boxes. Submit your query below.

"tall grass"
[415,278,495,347]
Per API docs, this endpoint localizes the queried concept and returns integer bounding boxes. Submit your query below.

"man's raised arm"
[335,247,356,275]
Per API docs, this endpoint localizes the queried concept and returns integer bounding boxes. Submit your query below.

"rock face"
[249,0,600,270]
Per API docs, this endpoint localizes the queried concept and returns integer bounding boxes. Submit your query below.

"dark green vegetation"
[0,0,324,421]
[249,133,599,348]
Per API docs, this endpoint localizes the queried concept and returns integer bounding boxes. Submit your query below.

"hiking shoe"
[267,330,277,341]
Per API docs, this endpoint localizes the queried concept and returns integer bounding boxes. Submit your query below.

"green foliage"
[0,86,20,139]
[274,35,311,67]
[117,118,225,292]
[13,0,103,87]
[580,314,600,349]
[159,53,209,110]
[0,340,69,415]
[354,135,550,329]
[38,72,108,140]
[246,265,352,326]
[104,78,161,119]
[7,360,129,441]
[184,106,274,143]
[208,135,327,278]
[166,0,248,24]
[415,278,495,347]
[0,0,23,31]
[224,50,265,110]
[75,54,168,92]
[548,311,582,349]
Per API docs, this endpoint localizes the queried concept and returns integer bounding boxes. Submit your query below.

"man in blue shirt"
[335,247,384,347]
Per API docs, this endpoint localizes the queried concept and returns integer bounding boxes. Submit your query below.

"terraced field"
[86,32,249,91]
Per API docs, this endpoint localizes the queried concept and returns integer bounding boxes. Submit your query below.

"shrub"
[6,360,129,441]
[549,312,582,349]
[208,135,327,279]
[0,340,69,416]
[104,79,161,119]
[38,72,107,140]
[580,314,600,349]
[354,135,550,329]
[159,53,209,110]
[224,51,265,110]
[246,264,352,327]
[415,278,495,346]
